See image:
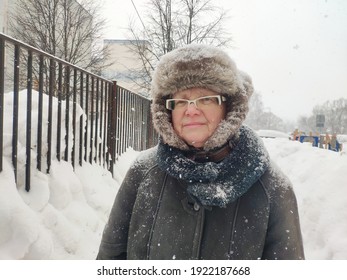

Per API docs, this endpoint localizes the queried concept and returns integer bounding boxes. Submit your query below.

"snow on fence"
[0,32,157,192]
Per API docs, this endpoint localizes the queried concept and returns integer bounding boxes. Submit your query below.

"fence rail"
[0,32,157,191]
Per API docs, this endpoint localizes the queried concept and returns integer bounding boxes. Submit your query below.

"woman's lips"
[183,122,204,128]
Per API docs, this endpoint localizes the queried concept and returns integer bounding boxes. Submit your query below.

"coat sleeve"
[261,168,305,260]
[96,161,143,260]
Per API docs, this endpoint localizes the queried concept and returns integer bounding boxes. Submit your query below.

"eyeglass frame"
[165,95,227,111]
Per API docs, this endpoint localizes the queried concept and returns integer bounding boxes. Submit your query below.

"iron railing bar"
[124,89,128,154]
[135,95,139,150]
[79,72,84,166]
[109,81,117,171]
[137,98,141,150]
[102,82,108,167]
[56,62,63,161]
[72,68,77,169]
[114,85,120,162]
[89,76,94,164]
[136,95,141,150]
[106,83,111,170]
[12,44,20,182]
[94,78,99,163]
[64,66,70,161]
[46,58,55,173]
[141,102,145,150]
[142,102,147,150]
[125,89,129,153]
[129,92,133,149]
[25,50,33,191]
[122,89,126,154]
[36,55,44,171]
[99,80,104,165]
[134,95,138,149]
[131,92,135,149]
[130,91,133,149]
[116,85,122,159]
[125,90,130,153]
[84,74,89,162]
[117,87,123,156]
[145,102,152,147]
[142,101,146,149]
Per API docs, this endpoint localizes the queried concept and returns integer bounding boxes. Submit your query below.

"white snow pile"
[0,91,346,259]
[257,129,290,139]
[263,137,347,259]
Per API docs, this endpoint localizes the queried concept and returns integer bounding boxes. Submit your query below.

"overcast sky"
[101,0,347,122]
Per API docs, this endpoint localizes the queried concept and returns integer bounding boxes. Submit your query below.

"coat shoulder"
[259,162,295,201]
[130,145,159,173]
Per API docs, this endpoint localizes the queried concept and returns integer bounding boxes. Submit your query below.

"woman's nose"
[185,102,200,115]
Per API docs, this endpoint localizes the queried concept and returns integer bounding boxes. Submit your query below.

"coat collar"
[184,142,232,163]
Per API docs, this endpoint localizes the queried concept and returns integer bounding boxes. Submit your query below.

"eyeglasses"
[166,95,226,111]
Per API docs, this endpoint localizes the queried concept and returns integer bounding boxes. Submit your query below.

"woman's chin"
[185,139,206,148]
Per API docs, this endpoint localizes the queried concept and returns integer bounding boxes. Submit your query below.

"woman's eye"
[175,100,187,106]
[200,97,214,104]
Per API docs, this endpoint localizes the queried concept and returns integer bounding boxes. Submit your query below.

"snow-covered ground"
[263,137,347,259]
[0,91,347,260]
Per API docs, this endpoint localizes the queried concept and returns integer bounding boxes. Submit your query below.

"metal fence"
[0,32,158,191]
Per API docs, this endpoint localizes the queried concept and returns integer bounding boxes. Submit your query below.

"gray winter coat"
[97,129,305,260]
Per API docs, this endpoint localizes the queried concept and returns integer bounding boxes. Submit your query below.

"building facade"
[0,0,12,34]
[103,39,150,96]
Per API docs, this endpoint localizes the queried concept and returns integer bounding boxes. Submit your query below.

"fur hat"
[150,44,254,151]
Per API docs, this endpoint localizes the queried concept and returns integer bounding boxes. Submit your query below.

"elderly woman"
[97,44,305,260]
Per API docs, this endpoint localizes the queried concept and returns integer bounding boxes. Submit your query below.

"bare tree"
[297,98,347,134]
[126,0,232,93]
[313,98,347,134]
[8,0,111,75]
[244,91,264,130]
[244,91,288,131]
[297,115,315,133]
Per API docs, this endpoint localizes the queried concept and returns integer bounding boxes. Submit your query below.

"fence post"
[56,63,63,162]
[71,68,77,169]
[64,66,71,162]
[46,58,55,173]
[79,72,84,167]
[102,82,108,168]
[148,100,156,148]
[108,81,118,174]
[36,55,44,171]
[25,50,33,192]
[12,45,20,183]
[89,77,94,164]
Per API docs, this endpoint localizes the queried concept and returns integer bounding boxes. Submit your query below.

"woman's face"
[171,88,227,148]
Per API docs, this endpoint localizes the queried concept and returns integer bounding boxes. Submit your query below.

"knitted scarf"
[157,126,270,208]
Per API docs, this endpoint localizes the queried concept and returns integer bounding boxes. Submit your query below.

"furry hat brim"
[150,44,253,151]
